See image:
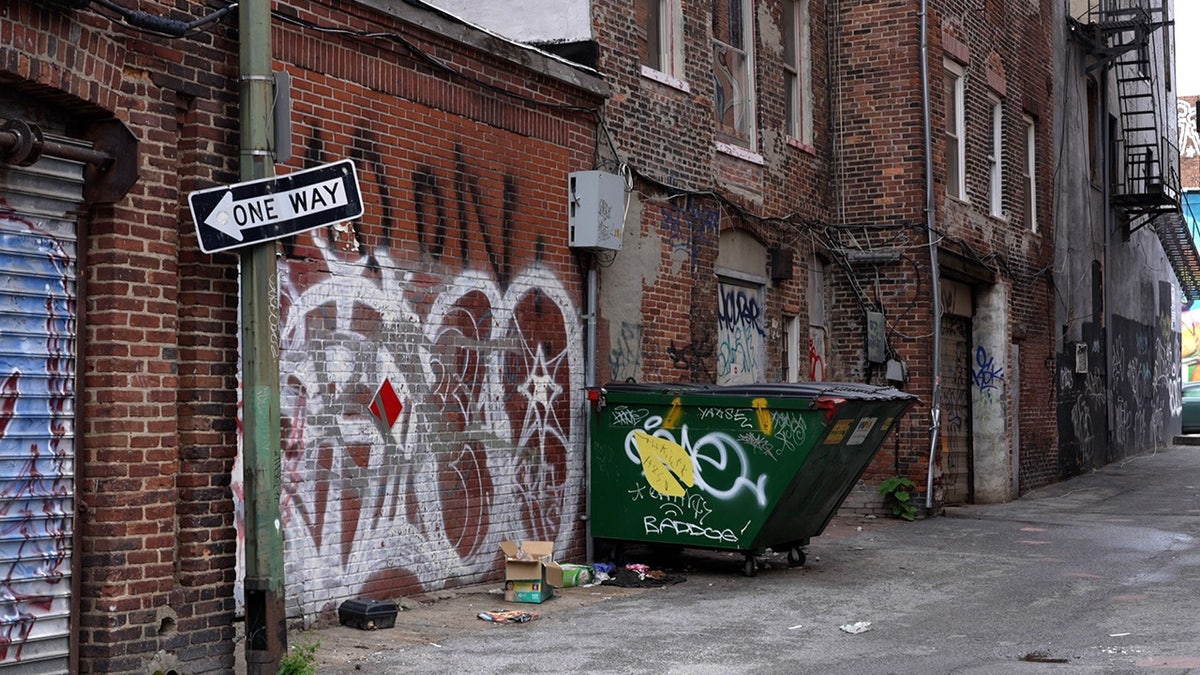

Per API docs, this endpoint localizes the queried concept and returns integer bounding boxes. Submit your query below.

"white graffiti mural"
[235,233,584,620]
[1179,99,1200,159]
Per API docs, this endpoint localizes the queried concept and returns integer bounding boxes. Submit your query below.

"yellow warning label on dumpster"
[824,419,854,444]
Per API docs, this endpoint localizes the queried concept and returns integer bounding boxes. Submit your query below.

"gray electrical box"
[866,311,886,363]
[568,170,625,250]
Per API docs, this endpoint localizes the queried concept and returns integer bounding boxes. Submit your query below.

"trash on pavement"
[477,609,539,623]
[500,540,564,603]
[337,597,399,630]
[599,564,685,587]
[560,563,596,587]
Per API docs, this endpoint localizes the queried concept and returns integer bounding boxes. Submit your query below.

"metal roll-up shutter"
[0,137,83,674]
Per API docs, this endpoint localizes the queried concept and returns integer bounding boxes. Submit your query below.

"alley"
[300,445,1200,674]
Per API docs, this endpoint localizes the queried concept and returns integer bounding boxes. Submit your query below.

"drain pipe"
[919,0,943,509]
[584,263,597,563]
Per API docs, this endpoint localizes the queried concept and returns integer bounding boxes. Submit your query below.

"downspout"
[920,0,943,509]
[585,264,597,563]
[1101,68,1114,461]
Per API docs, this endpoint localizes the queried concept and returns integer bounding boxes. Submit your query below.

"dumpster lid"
[601,381,916,402]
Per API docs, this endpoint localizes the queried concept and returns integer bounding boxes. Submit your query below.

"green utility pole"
[238,0,286,671]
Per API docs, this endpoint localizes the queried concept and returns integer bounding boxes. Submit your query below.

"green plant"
[277,640,320,675]
[879,476,918,521]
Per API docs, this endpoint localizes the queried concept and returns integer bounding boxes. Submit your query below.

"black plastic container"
[338,597,398,630]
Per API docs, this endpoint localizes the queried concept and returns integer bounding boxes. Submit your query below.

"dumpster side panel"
[590,390,826,551]
[754,399,913,547]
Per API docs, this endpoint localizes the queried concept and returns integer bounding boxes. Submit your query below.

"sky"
[1180,1,1200,96]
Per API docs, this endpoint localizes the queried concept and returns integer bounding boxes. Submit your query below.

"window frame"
[988,94,1004,218]
[944,60,967,201]
[712,0,758,149]
[641,0,689,91]
[783,0,812,145]
[807,255,828,382]
[1023,114,1038,233]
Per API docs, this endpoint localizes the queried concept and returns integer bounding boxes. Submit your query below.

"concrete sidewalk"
[276,445,1200,673]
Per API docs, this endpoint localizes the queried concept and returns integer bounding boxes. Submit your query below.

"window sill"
[786,135,816,155]
[715,140,764,165]
[640,65,691,93]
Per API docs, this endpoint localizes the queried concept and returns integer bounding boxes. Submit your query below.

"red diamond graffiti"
[369,378,403,434]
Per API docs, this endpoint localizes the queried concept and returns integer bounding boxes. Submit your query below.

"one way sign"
[189,159,364,253]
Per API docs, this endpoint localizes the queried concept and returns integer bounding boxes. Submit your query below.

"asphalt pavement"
[312,444,1200,674]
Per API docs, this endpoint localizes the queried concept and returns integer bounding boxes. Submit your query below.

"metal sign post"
[238,0,286,671]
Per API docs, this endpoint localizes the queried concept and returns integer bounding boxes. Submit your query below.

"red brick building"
[1182,94,1200,189]
[829,2,1059,502]
[1,0,602,671]
[455,0,1061,509]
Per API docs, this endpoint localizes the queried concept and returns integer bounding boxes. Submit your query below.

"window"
[988,95,1003,217]
[1023,114,1038,232]
[713,0,756,147]
[944,61,966,200]
[807,255,828,382]
[783,0,812,144]
[641,0,686,87]
[1087,78,1099,182]
[782,315,800,382]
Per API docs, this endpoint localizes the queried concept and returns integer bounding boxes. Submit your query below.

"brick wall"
[832,0,1057,503]
[2,2,243,672]
[1182,94,1200,190]
[264,2,604,626]
[591,0,834,386]
[2,0,603,670]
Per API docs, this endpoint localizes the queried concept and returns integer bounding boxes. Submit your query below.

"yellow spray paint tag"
[634,430,695,497]
[663,397,685,429]
[751,398,772,435]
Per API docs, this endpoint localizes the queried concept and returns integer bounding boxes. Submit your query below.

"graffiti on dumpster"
[643,515,742,543]
[633,430,695,497]
[610,406,651,427]
[623,419,769,508]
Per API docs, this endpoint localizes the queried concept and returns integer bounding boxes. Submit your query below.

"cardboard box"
[504,579,552,603]
[500,540,563,603]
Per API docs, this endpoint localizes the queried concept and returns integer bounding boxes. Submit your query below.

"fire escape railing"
[1069,0,1200,302]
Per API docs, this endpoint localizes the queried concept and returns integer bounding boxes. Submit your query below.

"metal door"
[940,314,973,504]
[0,146,82,673]
[716,279,765,385]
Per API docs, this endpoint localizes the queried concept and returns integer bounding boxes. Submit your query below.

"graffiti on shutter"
[0,143,83,670]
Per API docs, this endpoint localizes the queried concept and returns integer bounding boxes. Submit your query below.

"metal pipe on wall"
[920,0,944,509]
[584,264,597,564]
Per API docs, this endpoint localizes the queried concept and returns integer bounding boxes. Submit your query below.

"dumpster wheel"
[742,554,757,577]
[787,547,807,568]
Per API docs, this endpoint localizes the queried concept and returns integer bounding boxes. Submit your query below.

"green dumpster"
[588,382,917,575]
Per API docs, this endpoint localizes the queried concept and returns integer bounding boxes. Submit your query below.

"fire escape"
[1070,0,1200,302]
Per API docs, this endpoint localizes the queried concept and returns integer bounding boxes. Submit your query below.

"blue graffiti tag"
[971,346,1005,392]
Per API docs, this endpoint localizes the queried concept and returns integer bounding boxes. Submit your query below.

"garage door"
[0,145,82,673]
